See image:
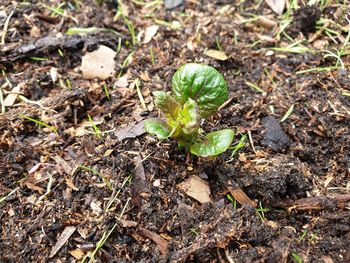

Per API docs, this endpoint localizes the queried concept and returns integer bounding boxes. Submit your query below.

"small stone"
[164,0,184,10]
[153,179,161,187]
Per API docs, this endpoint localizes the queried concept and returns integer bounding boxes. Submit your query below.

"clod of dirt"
[237,155,311,204]
[262,116,290,152]
[177,203,194,234]
[80,45,116,80]
[291,5,321,36]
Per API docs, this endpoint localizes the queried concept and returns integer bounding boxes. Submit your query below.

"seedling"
[144,63,234,157]
[87,114,102,139]
[19,114,58,134]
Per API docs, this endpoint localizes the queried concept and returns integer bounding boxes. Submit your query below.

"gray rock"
[164,0,184,10]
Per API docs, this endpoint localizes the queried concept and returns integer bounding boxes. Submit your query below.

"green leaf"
[144,119,172,139]
[179,98,200,134]
[190,129,234,157]
[172,63,228,118]
[153,91,181,124]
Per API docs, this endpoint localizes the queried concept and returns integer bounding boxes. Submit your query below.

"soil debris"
[177,175,213,204]
[261,116,290,152]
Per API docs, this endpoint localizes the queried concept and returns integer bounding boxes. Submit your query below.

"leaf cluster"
[144,63,234,157]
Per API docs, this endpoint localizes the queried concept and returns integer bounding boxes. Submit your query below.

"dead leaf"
[265,0,285,15]
[115,120,146,141]
[3,84,22,107]
[80,45,116,80]
[52,155,72,175]
[69,248,85,260]
[132,154,147,208]
[187,36,199,51]
[204,49,228,61]
[177,175,213,204]
[138,227,168,255]
[49,226,76,258]
[50,67,59,83]
[143,25,159,44]
[24,181,45,194]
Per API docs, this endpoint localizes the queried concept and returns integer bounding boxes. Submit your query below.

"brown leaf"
[49,226,76,258]
[115,120,146,141]
[24,181,45,194]
[177,175,213,204]
[265,0,285,15]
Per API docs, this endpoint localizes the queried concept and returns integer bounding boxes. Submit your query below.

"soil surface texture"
[1,1,350,262]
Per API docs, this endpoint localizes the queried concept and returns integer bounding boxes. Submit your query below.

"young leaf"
[179,98,200,134]
[190,129,234,157]
[172,63,228,118]
[153,91,181,123]
[144,119,172,139]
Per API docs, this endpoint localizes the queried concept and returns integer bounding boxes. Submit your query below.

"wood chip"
[143,25,159,44]
[138,227,168,255]
[69,248,85,260]
[49,226,76,258]
[227,185,257,208]
[177,175,213,204]
[3,84,22,107]
[265,0,285,15]
[204,49,228,61]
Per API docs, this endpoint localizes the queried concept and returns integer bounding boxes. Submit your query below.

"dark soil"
[1,1,349,262]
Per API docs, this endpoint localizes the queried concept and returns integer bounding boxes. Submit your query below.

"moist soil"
[1,1,350,262]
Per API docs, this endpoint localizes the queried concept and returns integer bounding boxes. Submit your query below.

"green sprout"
[144,63,234,157]
[87,114,102,139]
[19,114,57,134]
[150,47,155,65]
[103,83,110,100]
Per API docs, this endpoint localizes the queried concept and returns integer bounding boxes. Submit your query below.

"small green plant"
[144,63,234,157]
